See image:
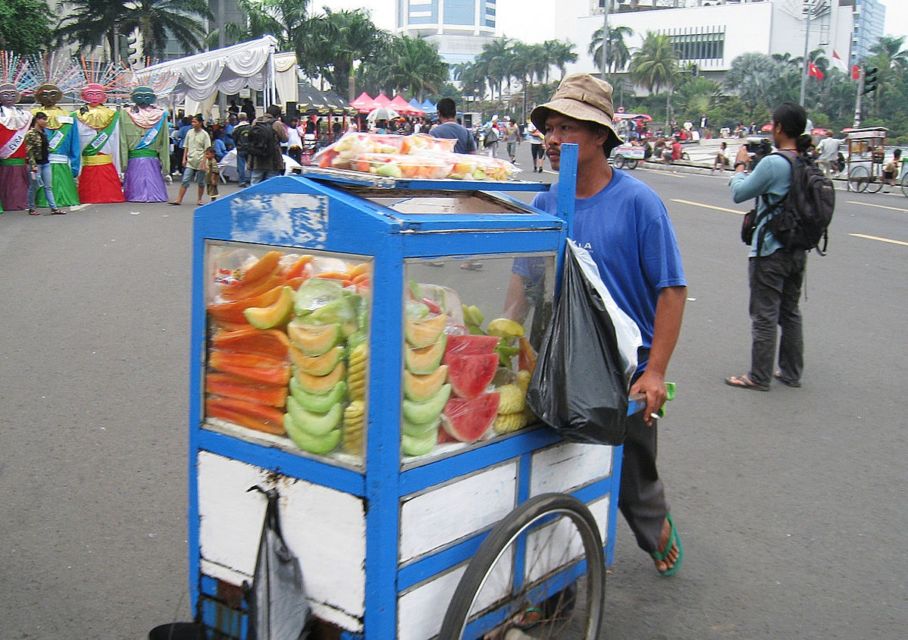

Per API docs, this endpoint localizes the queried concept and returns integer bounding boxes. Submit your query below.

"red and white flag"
[808,62,824,80]
[831,50,847,72]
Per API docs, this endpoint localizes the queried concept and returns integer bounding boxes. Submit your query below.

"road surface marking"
[670,199,745,215]
[846,200,908,213]
[850,233,908,247]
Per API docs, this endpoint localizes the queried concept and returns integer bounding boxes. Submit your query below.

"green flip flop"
[650,513,684,577]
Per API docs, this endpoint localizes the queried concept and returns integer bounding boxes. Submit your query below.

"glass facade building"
[851,0,886,64]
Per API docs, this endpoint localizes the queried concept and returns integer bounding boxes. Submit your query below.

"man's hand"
[630,369,666,427]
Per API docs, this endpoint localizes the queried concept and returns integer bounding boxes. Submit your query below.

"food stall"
[187,143,625,639]
[845,126,888,192]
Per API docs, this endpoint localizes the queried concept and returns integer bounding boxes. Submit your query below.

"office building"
[396,0,498,65]
[850,0,886,63]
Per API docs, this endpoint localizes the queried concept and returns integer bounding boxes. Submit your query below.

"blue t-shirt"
[729,153,791,257]
[524,169,686,371]
[430,121,477,154]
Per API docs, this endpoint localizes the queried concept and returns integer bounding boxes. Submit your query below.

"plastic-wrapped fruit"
[402,429,437,457]
[287,320,341,356]
[343,401,366,454]
[493,411,529,434]
[496,384,526,414]
[402,384,452,424]
[290,378,347,414]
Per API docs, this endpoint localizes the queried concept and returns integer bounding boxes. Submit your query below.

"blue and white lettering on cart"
[230,193,329,247]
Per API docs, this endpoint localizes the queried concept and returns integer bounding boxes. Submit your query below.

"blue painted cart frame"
[187,145,624,638]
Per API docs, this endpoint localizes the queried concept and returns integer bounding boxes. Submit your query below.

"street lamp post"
[601,0,610,79]
[799,0,813,106]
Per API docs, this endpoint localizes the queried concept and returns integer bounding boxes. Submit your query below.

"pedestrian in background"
[726,102,811,391]
[527,121,545,173]
[430,97,476,154]
[203,146,220,202]
[232,113,251,187]
[505,118,520,163]
[25,112,65,215]
[170,115,210,205]
[248,105,288,184]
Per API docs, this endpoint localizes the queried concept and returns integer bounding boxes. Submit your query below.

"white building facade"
[555,0,876,78]
[396,0,498,65]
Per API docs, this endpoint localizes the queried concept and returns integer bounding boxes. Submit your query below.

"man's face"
[35,85,63,108]
[543,113,610,171]
[0,83,19,108]
[192,118,202,130]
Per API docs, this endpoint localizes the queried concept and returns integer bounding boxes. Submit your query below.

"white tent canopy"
[136,36,294,107]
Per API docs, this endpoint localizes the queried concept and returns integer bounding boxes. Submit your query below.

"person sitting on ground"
[882,148,901,193]
[713,141,729,172]
[671,137,683,162]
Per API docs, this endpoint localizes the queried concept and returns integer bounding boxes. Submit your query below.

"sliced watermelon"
[441,392,500,443]
[447,352,498,398]
[443,335,500,364]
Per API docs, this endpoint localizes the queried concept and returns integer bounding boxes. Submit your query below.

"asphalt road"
[1,145,906,639]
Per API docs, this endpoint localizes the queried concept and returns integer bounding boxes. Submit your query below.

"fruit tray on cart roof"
[299,165,549,194]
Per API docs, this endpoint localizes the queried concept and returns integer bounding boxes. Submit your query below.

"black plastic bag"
[527,245,628,445]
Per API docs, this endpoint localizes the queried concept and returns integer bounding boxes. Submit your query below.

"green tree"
[120,0,212,59]
[542,39,577,81]
[366,35,447,100]
[0,0,52,54]
[724,52,783,120]
[630,32,678,126]
[55,0,126,60]
[589,24,633,75]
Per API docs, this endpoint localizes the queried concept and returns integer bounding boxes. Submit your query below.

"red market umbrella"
[761,123,774,133]
[390,94,419,115]
[373,92,392,108]
[350,91,376,113]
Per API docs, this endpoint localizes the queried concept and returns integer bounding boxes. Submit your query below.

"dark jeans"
[618,410,667,553]
[748,249,807,386]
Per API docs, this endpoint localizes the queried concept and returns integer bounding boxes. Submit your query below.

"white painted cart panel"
[530,443,613,495]
[399,461,518,563]
[197,452,367,630]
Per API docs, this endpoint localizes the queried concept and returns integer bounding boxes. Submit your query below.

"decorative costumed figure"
[30,53,85,207]
[76,59,127,203]
[0,52,37,211]
[119,73,176,202]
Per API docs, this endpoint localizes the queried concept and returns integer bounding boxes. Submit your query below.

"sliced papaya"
[211,328,290,359]
[242,250,284,284]
[287,397,343,436]
[285,255,313,280]
[294,362,347,395]
[208,284,285,324]
[405,314,447,348]
[210,361,290,386]
[405,335,447,374]
[313,270,351,281]
[290,345,345,377]
[244,286,294,330]
[402,383,451,424]
[287,320,341,356]
[348,262,370,279]
[209,351,286,371]
[284,413,341,454]
[206,373,288,408]
[206,397,285,435]
[403,365,449,402]
[290,378,347,413]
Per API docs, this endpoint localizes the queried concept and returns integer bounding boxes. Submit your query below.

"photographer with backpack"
[247,104,288,184]
[725,102,834,391]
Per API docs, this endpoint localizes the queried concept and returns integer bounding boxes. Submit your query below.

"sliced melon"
[405,335,447,375]
[290,378,347,413]
[287,320,341,356]
[287,396,343,436]
[243,286,294,329]
[284,413,341,454]
[402,383,451,424]
[405,314,447,348]
[403,365,448,402]
[402,416,441,438]
[295,362,346,394]
[401,429,437,457]
[290,345,345,377]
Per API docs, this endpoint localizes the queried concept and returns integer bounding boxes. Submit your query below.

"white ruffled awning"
[136,37,279,103]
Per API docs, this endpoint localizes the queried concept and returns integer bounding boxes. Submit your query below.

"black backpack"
[247,121,277,159]
[234,124,251,155]
[755,150,835,255]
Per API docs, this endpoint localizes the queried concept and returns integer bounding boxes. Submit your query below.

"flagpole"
[800,0,813,106]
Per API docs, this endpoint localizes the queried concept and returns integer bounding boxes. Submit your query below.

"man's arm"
[630,285,686,425]
[728,153,781,203]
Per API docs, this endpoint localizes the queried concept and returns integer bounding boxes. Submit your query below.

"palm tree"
[369,35,448,100]
[55,0,127,61]
[542,39,577,81]
[869,35,908,70]
[588,25,633,75]
[478,38,513,100]
[119,0,212,59]
[724,52,779,120]
[630,32,678,126]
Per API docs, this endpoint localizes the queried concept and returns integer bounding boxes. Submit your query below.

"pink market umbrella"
[390,94,418,115]
[373,92,392,108]
[761,123,774,133]
[350,91,376,114]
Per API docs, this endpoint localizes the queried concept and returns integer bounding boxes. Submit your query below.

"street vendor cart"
[187,145,626,639]
[845,126,888,193]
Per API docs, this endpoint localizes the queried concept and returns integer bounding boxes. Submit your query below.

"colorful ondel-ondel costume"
[31,53,85,207]
[0,52,35,212]
[119,73,177,203]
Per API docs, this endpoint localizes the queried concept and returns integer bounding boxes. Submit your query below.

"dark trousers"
[618,411,667,553]
[748,250,807,386]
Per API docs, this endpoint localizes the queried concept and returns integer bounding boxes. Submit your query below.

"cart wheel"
[613,154,626,169]
[848,165,871,192]
[626,158,639,170]
[438,493,605,640]
[902,174,908,198]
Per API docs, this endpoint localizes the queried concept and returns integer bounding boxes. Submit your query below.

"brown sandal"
[724,374,769,391]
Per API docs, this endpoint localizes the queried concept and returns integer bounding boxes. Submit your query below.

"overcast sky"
[322,0,908,44]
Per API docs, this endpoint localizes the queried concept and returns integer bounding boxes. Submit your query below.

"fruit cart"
[187,144,624,639]
[845,126,888,193]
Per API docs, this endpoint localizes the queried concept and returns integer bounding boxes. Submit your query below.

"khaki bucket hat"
[530,73,624,155]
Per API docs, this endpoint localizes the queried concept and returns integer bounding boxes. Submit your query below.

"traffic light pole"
[799,4,812,106]
[854,69,864,128]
